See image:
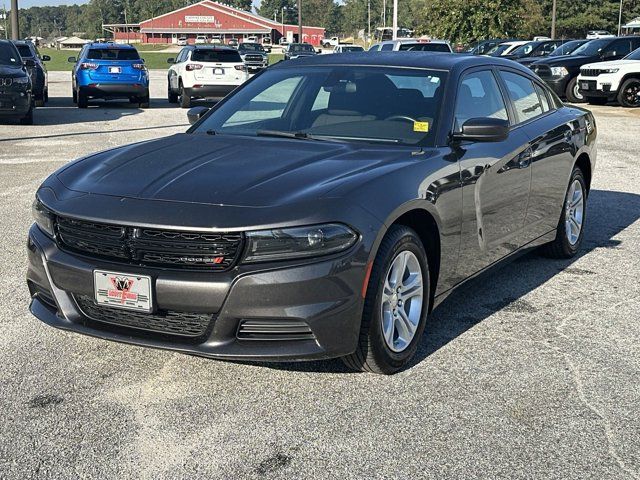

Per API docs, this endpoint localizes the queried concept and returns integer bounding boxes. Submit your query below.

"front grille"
[75,294,212,337]
[55,216,243,271]
[581,69,603,77]
[237,319,315,341]
[531,65,551,78]
[244,55,264,62]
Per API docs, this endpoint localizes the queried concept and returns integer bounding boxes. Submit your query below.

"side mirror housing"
[317,49,322,54]
[41,55,51,62]
[601,50,616,60]
[187,106,210,125]
[452,117,509,142]
[23,59,36,68]
[167,57,175,64]
[67,56,77,63]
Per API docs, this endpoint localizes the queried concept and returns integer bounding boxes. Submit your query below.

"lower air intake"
[237,319,315,341]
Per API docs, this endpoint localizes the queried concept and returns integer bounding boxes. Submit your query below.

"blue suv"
[69,43,150,109]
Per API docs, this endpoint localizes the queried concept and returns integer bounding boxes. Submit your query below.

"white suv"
[578,47,640,107]
[167,46,249,108]
[368,39,452,53]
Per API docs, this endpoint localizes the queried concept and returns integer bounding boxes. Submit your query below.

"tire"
[72,87,77,104]
[77,88,88,109]
[44,88,49,103]
[35,96,45,108]
[342,225,430,374]
[541,166,587,259]
[566,77,585,103]
[179,82,191,108]
[20,104,34,125]
[168,80,179,104]
[617,78,640,108]
[139,93,150,109]
[586,96,608,106]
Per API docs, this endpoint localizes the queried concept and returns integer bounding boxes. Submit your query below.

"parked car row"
[0,39,37,124]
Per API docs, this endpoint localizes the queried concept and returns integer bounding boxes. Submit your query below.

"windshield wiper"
[256,129,312,140]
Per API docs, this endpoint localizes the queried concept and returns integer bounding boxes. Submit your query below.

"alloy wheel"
[623,81,640,106]
[565,179,584,245]
[380,250,424,353]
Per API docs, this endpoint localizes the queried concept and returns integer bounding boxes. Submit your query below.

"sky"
[15,0,89,6]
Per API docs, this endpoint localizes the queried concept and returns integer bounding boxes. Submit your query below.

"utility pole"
[367,0,370,44]
[550,0,556,39]
[617,0,624,36]
[382,0,386,29]
[392,0,397,40]
[297,0,302,43]
[10,0,18,40]
[1,4,8,39]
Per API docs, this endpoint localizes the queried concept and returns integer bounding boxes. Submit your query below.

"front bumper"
[27,225,365,361]
[245,63,268,73]
[577,77,618,100]
[0,91,32,117]
[541,76,570,97]
[79,83,148,99]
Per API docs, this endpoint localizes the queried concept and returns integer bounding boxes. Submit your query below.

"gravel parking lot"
[1,71,639,479]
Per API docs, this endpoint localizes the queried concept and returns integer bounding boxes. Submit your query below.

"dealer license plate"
[94,270,152,312]
[214,68,224,75]
[108,66,122,74]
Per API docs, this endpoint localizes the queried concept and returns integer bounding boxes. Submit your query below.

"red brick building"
[103,0,325,46]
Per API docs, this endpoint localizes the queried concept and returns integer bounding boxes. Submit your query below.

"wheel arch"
[574,152,592,194]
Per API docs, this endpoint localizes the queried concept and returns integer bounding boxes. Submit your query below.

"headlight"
[13,76,29,84]
[32,198,55,237]
[243,224,358,263]
[601,68,619,74]
[550,67,569,77]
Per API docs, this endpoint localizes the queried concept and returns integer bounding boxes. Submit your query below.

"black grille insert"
[55,216,243,271]
[75,294,212,337]
[581,69,603,77]
[237,319,315,341]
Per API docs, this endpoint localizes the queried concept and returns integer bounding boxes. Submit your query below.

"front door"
[453,69,532,282]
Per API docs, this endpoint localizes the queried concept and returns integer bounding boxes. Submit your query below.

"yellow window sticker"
[413,121,429,133]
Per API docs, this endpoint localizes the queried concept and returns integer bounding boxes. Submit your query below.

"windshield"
[510,42,536,56]
[192,49,242,62]
[193,65,447,146]
[549,40,585,57]
[398,43,450,52]
[16,44,33,58]
[342,46,364,52]
[487,44,511,56]
[626,47,640,60]
[240,43,264,52]
[86,48,140,60]
[572,39,610,56]
[290,44,314,52]
[0,44,20,66]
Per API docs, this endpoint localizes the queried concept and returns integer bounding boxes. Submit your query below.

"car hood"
[534,54,599,67]
[0,64,26,77]
[55,133,417,208]
[581,59,639,69]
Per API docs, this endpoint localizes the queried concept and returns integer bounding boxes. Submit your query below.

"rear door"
[454,68,533,280]
[498,68,577,241]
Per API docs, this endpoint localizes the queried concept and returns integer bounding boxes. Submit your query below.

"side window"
[500,71,543,123]
[380,43,394,51]
[534,83,551,113]
[604,40,631,57]
[454,70,508,129]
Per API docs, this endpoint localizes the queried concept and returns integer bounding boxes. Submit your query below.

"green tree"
[258,0,298,24]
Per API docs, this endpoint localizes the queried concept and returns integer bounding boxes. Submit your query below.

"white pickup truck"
[321,37,340,48]
[578,47,640,107]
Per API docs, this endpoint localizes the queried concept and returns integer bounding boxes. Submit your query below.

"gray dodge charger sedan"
[27,53,596,374]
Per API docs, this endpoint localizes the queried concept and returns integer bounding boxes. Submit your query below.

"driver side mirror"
[167,58,176,64]
[187,106,210,125]
[67,56,77,63]
[41,55,51,62]
[602,50,616,59]
[452,118,509,142]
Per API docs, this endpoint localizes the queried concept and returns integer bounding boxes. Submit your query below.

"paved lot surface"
[1,71,639,479]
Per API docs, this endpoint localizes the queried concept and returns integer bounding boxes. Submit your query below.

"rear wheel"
[566,77,585,103]
[343,225,430,374]
[541,166,587,258]
[168,80,179,104]
[617,78,640,108]
[139,89,150,109]
[179,81,191,108]
[77,88,88,109]
[586,96,608,106]
[72,87,77,104]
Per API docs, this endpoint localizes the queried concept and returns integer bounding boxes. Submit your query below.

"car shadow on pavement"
[252,189,640,374]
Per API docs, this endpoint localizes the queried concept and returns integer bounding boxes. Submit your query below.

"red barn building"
[103,0,325,46]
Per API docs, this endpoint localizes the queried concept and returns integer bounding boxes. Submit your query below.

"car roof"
[189,45,237,51]
[88,42,137,49]
[272,51,534,73]
[381,39,449,45]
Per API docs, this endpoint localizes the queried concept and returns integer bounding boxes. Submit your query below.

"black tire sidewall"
[557,168,587,256]
[366,228,430,372]
[618,79,640,108]
[566,77,585,103]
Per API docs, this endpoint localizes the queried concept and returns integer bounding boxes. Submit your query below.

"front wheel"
[566,77,585,103]
[541,166,587,258]
[343,225,430,374]
[19,104,34,125]
[617,78,640,108]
